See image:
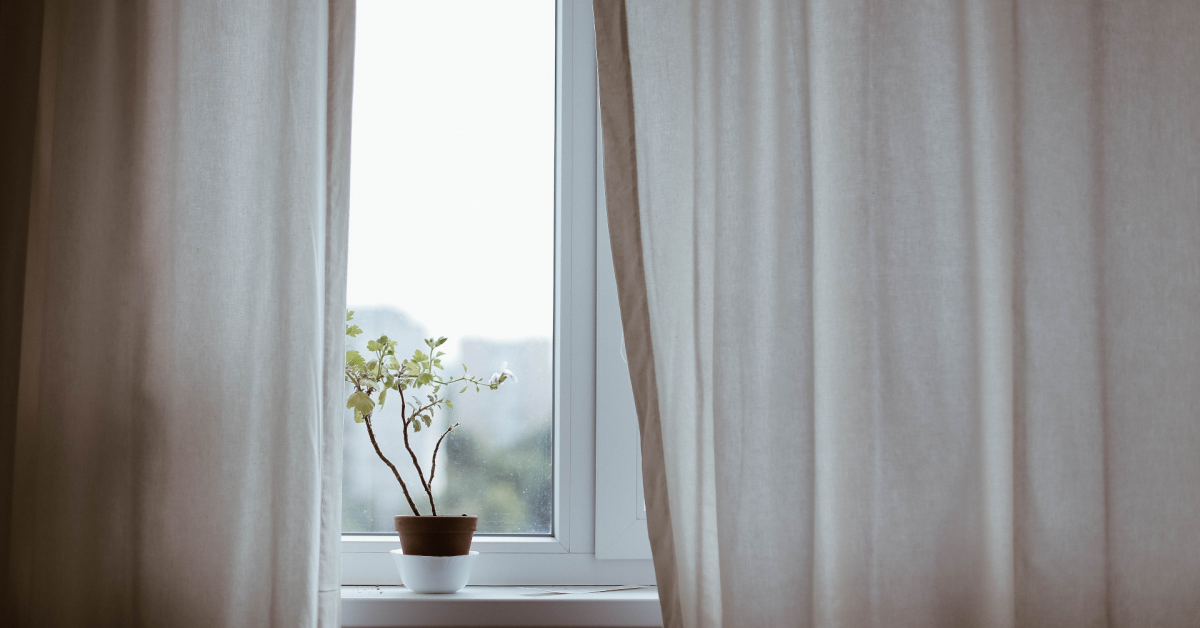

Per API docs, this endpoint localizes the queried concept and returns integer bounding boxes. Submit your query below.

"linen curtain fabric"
[1,1,354,626]
[594,1,1200,627]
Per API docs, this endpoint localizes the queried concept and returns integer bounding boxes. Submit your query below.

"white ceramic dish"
[390,550,479,594]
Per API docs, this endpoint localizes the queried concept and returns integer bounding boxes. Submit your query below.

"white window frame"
[340,0,654,586]
[594,152,652,560]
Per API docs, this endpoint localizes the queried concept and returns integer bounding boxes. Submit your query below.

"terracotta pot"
[394,515,477,556]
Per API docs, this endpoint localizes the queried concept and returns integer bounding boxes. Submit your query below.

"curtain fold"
[595,1,1200,627]
[593,2,683,624]
[1,1,353,626]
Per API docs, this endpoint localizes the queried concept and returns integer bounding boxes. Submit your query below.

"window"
[343,0,555,537]
[342,0,653,585]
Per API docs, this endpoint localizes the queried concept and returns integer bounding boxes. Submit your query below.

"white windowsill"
[341,586,662,628]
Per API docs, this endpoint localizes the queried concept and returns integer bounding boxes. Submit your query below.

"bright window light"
[344,0,556,535]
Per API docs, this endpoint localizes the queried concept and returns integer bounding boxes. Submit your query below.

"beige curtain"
[595,1,1200,627]
[1,1,354,626]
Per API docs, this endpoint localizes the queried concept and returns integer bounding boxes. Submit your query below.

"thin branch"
[428,424,458,488]
[397,384,437,515]
[363,413,420,516]
[432,375,484,386]
[409,399,442,421]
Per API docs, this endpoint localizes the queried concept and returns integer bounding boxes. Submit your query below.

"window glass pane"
[343,0,555,535]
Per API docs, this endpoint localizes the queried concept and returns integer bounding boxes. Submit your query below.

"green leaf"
[413,350,428,362]
[346,324,363,337]
[417,372,434,387]
[422,415,432,428]
[412,419,422,433]
[436,337,447,347]
[346,350,366,368]
[346,391,375,416]
[353,408,365,423]
[367,339,382,352]
[378,387,388,408]
[445,399,454,409]
[460,386,467,394]
[346,310,355,322]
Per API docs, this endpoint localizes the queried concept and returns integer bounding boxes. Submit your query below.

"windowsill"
[341,585,662,627]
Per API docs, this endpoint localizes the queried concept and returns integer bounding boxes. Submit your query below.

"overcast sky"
[347,0,556,354]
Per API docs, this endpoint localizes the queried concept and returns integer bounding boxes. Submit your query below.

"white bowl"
[390,550,479,594]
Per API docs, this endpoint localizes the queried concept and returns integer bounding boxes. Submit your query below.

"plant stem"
[410,399,440,419]
[363,413,420,516]
[404,418,437,515]
[397,384,438,516]
[428,424,457,488]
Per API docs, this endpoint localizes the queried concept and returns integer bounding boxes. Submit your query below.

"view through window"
[344,0,556,534]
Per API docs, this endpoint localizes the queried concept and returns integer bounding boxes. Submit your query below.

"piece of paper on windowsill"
[516,586,646,596]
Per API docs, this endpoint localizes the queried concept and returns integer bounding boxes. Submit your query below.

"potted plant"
[344,311,514,592]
